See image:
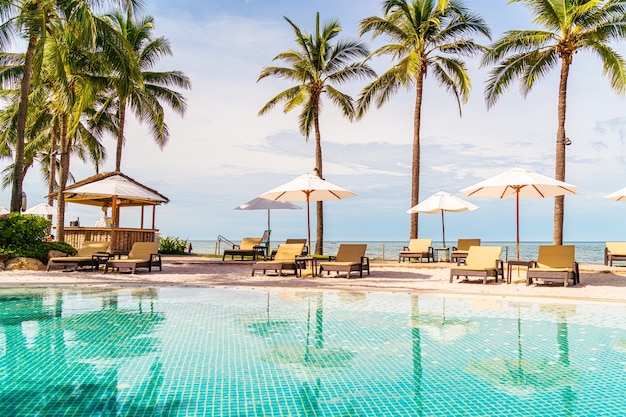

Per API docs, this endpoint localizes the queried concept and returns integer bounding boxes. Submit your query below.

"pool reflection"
[0,288,174,416]
[0,288,624,416]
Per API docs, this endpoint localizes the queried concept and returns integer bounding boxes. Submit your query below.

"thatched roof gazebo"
[58,172,169,252]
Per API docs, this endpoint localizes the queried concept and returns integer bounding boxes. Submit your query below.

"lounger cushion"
[47,241,110,271]
[527,245,578,287]
[319,244,369,278]
[251,243,305,276]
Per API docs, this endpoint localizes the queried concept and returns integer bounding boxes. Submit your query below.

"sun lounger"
[450,239,481,264]
[318,244,370,278]
[449,246,503,284]
[222,236,266,261]
[251,242,306,276]
[47,241,110,271]
[270,239,308,259]
[527,245,579,287]
[104,242,162,274]
[398,238,433,262]
[604,242,626,266]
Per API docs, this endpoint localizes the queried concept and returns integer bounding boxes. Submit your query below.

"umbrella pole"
[441,210,446,248]
[306,194,311,254]
[516,189,520,261]
[267,209,271,253]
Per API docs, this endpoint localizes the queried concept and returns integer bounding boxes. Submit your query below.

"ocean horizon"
[188,239,610,265]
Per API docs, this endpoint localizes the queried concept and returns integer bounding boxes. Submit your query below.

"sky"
[3,0,626,244]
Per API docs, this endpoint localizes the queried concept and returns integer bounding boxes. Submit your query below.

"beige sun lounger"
[604,242,626,266]
[251,242,306,276]
[527,245,579,287]
[318,244,370,278]
[270,239,308,258]
[47,241,110,271]
[450,239,481,264]
[449,246,503,284]
[398,238,433,262]
[222,237,264,260]
[105,242,162,274]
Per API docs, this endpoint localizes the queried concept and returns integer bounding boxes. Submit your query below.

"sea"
[188,239,608,264]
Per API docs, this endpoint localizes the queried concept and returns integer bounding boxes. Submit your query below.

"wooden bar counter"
[64,227,158,252]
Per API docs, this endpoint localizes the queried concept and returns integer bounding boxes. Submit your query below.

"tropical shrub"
[0,213,76,263]
[159,236,189,255]
[0,213,49,245]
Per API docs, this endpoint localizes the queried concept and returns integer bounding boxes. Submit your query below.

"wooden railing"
[64,227,159,252]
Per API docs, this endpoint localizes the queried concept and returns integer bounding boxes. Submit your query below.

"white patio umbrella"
[24,203,56,216]
[256,173,357,252]
[604,187,626,202]
[234,197,301,249]
[460,167,577,260]
[407,191,479,248]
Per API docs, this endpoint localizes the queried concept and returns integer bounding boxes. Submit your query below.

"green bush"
[0,213,49,245]
[159,236,189,255]
[0,213,75,263]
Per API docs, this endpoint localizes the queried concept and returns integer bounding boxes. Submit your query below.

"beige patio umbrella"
[460,167,577,260]
[234,197,301,251]
[257,173,356,252]
[604,187,626,202]
[407,191,479,248]
[24,203,56,216]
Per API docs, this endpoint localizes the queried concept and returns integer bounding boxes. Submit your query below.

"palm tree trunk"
[313,107,324,255]
[410,72,425,239]
[47,123,59,235]
[56,114,70,242]
[10,34,37,212]
[553,58,570,245]
[115,99,127,172]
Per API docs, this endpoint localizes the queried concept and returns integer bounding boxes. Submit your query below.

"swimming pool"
[0,287,624,416]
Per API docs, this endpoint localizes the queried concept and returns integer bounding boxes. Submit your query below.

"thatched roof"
[58,171,169,207]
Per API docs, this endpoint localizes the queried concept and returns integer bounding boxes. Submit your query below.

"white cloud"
[3,0,626,244]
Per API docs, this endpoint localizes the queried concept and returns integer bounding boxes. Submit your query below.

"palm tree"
[257,12,375,255]
[358,0,490,239]
[0,44,105,230]
[41,14,111,240]
[482,0,626,245]
[0,0,142,212]
[98,9,191,172]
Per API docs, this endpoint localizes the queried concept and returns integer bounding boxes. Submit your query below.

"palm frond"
[481,30,555,65]
[484,52,538,108]
[325,85,355,119]
[519,49,558,96]
[432,56,471,108]
[356,68,403,117]
[587,40,626,95]
[257,86,301,116]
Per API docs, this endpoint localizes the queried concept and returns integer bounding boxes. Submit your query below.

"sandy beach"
[3,255,626,304]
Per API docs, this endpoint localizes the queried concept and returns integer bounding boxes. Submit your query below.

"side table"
[91,252,114,271]
[295,256,316,277]
[433,247,450,262]
[507,260,534,284]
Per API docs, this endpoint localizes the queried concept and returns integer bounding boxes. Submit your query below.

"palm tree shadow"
[370,270,434,280]
[577,272,626,288]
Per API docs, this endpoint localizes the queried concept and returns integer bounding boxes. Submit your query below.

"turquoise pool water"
[0,287,625,416]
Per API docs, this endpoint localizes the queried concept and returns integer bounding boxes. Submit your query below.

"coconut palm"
[40,14,112,240]
[482,0,626,245]
[98,9,191,172]
[358,0,490,240]
[0,0,142,212]
[257,12,375,255]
